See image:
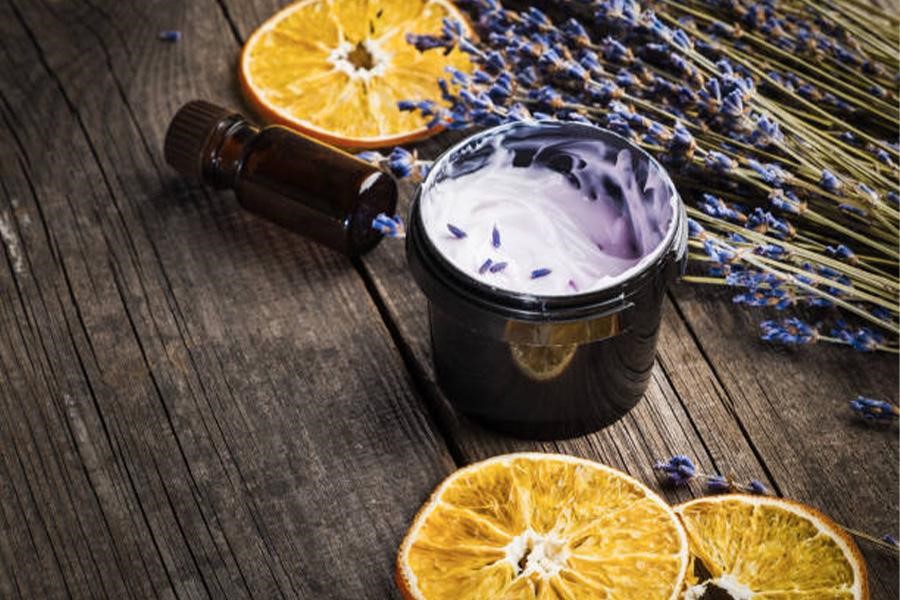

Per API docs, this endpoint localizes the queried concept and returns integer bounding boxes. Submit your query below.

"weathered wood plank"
[0,0,455,597]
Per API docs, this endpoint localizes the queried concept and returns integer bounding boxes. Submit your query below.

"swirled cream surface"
[420,123,677,296]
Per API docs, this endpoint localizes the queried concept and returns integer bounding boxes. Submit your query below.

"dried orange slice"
[239,0,472,148]
[397,453,689,599]
[675,494,868,599]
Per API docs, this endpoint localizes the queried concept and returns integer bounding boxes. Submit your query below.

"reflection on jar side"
[509,343,579,381]
[502,313,622,345]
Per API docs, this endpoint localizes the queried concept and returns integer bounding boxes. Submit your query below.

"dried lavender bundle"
[373,0,899,353]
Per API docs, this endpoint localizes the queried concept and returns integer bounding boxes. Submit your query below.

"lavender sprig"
[653,455,769,494]
[356,148,432,181]
[655,458,898,554]
[849,396,900,422]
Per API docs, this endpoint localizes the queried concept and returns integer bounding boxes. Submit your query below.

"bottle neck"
[202,117,260,189]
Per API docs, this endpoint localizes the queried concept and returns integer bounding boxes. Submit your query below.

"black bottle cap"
[164,100,238,179]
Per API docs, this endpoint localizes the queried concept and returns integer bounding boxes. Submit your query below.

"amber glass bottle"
[164,100,397,256]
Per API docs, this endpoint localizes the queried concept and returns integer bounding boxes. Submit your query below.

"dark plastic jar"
[406,121,688,440]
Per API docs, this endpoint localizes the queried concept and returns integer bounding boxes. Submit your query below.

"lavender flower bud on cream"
[420,123,677,296]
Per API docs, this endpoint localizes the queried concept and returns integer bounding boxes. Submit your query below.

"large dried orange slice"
[397,453,689,599]
[239,0,472,148]
[675,494,868,599]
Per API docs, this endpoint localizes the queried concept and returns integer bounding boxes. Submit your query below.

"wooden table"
[0,0,897,597]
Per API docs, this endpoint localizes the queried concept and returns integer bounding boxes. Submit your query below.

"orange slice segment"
[675,494,869,599]
[397,453,689,599]
[240,0,473,148]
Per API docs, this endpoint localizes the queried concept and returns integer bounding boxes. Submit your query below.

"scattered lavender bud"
[447,223,467,239]
[491,225,501,248]
[747,479,768,494]
[371,213,405,238]
[478,258,493,274]
[653,455,697,486]
[706,475,733,492]
[158,30,182,42]
[530,268,552,279]
[488,261,508,273]
[849,396,899,421]
[883,534,899,547]
[388,147,416,178]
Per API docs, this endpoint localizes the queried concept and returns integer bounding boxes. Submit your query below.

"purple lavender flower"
[671,28,693,50]
[747,479,767,494]
[687,218,705,239]
[884,534,899,547]
[158,30,182,42]
[562,18,591,47]
[849,396,899,421]
[734,288,792,310]
[760,318,818,346]
[838,204,867,217]
[747,208,795,239]
[721,89,745,117]
[491,225,501,248]
[478,258,493,274]
[831,322,882,352]
[769,189,805,214]
[706,475,733,493]
[820,169,841,193]
[750,115,783,146]
[871,307,893,321]
[747,161,788,187]
[754,243,788,259]
[653,455,697,486]
[825,244,858,264]
[371,213,405,238]
[705,151,735,171]
[603,37,634,63]
[530,268,552,279]
[704,239,737,263]
[488,261,508,273]
[699,194,747,223]
[447,223,467,239]
[388,147,416,178]
[406,32,452,52]
[668,124,696,162]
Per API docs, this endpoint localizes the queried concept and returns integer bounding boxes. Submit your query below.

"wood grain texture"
[0,0,896,598]
[0,0,453,597]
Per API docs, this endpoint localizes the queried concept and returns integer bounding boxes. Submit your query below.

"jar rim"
[408,120,686,318]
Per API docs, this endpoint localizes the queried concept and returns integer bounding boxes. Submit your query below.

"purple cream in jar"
[406,121,687,439]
